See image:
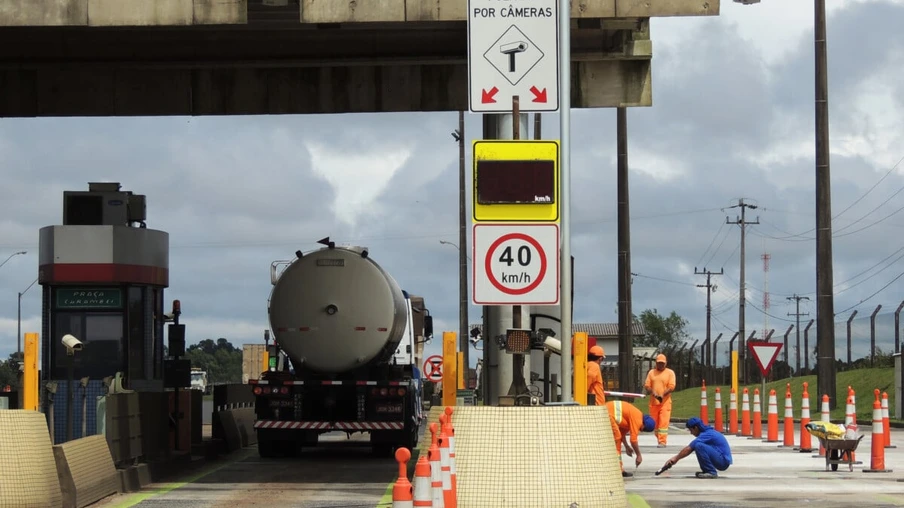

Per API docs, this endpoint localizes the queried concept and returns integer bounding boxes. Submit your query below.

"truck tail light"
[396,388,406,396]
[253,386,262,395]
[380,388,388,396]
[280,387,289,395]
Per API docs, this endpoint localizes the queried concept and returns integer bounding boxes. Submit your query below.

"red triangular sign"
[747,341,783,376]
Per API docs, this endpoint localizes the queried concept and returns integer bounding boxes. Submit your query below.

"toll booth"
[38,182,169,444]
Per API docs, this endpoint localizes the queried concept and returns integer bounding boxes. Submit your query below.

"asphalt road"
[96,433,402,508]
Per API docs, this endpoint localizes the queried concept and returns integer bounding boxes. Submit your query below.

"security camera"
[500,41,527,54]
[543,337,561,355]
[61,334,83,353]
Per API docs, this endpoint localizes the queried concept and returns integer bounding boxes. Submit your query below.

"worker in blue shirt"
[660,417,733,478]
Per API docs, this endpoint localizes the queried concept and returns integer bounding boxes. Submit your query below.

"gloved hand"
[635,456,643,467]
[655,395,663,403]
[625,447,634,457]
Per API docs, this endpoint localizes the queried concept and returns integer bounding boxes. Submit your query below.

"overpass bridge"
[0,0,719,117]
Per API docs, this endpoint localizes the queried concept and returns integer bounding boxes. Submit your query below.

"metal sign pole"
[558,0,572,402]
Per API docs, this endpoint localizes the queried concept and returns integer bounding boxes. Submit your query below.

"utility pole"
[454,111,469,377]
[787,294,810,375]
[814,0,838,410]
[726,199,759,384]
[617,107,634,393]
[695,267,724,370]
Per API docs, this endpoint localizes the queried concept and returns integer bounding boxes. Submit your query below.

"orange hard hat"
[589,345,605,358]
[656,353,667,364]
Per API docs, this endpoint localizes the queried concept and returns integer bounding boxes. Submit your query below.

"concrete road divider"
[218,407,258,451]
[0,409,64,507]
[52,434,121,508]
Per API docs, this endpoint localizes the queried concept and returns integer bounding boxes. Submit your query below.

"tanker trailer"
[249,242,433,457]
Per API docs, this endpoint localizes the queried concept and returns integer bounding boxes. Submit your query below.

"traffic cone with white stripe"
[815,394,830,457]
[714,388,724,433]
[750,388,762,440]
[443,407,457,499]
[863,389,892,473]
[797,382,813,453]
[393,447,414,508]
[740,388,751,437]
[882,392,895,449]
[700,381,709,426]
[766,389,779,443]
[845,395,860,464]
[728,388,738,435]
[428,423,444,508]
[413,455,433,507]
[438,414,456,508]
[783,384,795,447]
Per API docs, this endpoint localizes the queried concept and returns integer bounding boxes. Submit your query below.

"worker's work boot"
[695,472,718,479]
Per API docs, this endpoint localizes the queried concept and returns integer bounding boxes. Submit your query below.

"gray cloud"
[2,2,904,368]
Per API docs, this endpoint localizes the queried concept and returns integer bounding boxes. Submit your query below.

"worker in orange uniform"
[587,345,606,406]
[643,353,676,447]
[606,399,656,477]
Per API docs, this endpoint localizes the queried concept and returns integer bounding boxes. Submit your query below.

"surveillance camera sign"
[468,0,559,113]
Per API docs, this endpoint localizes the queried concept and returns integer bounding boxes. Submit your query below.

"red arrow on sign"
[747,341,783,377]
[481,87,499,103]
[529,86,547,103]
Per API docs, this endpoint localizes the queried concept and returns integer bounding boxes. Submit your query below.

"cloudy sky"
[1,0,903,370]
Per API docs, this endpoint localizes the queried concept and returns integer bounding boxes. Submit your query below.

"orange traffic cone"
[845,395,860,464]
[413,455,433,507]
[442,409,457,504]
[815,394,829,457]
[393,447,414,508]
[750,388,762,440]
[848,386,857,426]
[882,392,895,449]
[728,388,738,435]
[438,414,456,508]
[766,389,779,443]
[797,382,813,453]
[782,384,794,447]
[714,388,724,433]
[428,423,445,508]
[863,389,892,473]
[740,388,751,437]
[700,381,709,425]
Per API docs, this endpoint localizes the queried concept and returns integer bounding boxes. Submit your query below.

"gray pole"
[617,107,633,393]
[814,0,838,410]
[870,305,882,367]
[17,292,22,355]
[787,294,810,375]
[895,301,904,353]
[457,111,469,378]
[727,200,758,385]
[482,114,530,405]
[558,0,573,402]
[845,310,857,366]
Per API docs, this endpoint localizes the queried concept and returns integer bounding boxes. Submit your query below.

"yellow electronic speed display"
[472,140,559,222]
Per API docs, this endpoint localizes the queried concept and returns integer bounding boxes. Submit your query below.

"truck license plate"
[376,404,403,413]
[269,400,293,408]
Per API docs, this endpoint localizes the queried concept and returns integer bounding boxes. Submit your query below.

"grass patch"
[665,367,897,423]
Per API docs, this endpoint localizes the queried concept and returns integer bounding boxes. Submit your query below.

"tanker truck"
[249,242,433,457]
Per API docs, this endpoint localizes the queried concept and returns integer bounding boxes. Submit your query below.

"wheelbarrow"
[817,435,864,472]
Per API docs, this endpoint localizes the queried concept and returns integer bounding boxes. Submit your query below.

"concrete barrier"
[217,407,258,451]
[52,434,121,508]
[0,410,63,507]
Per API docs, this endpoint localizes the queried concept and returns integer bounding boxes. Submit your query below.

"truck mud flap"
[254,420,405,430]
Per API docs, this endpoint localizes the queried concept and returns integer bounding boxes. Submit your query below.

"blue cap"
[643,415,655,433]
[686,417,703,430]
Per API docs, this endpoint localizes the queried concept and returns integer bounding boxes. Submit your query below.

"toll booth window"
[476,160,555,204]
[53,313,124,379]
[127,287,146,381]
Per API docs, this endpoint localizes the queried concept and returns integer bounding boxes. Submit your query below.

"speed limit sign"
[472,223,559,305]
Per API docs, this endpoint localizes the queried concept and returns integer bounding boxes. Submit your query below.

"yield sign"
[747,341,783,376]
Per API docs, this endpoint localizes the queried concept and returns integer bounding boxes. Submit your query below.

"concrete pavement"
[627,424,904,507]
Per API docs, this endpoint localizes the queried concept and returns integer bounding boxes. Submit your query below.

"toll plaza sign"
[473,223,559,305]
[55,288,122,309]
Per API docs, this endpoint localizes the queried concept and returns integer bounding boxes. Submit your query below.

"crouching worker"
[661,417,732,479]
[606,400,656,478]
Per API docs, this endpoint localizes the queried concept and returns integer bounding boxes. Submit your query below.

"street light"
[18,277,38,355]
[0,250,26,270]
